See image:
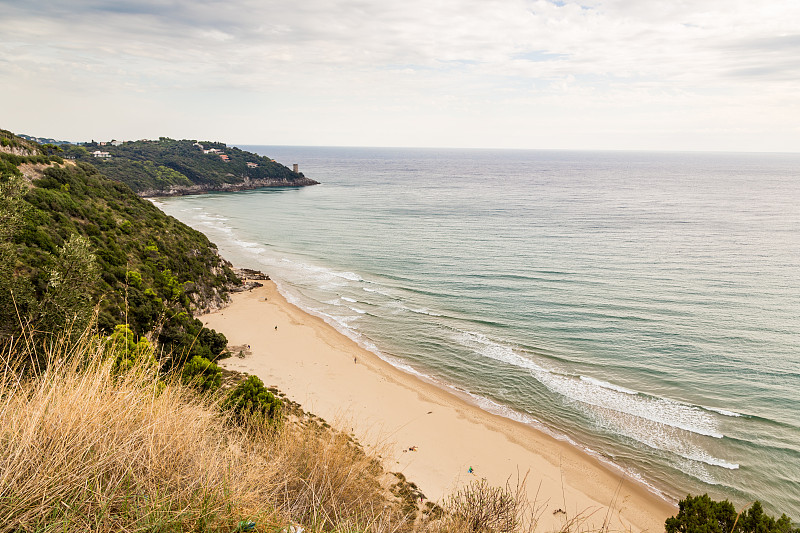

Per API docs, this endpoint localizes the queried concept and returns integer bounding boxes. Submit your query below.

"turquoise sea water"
[156,147,800,518]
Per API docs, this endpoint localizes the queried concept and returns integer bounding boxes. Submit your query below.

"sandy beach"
[203,280,677,532]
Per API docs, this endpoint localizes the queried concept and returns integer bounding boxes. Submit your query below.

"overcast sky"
[1,0,798,151]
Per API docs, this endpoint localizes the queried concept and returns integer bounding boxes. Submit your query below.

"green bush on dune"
[181,355,222,392]
[223,375,282,422]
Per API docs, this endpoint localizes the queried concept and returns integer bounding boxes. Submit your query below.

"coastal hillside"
[0,128,235,369]
[61,137,318,196]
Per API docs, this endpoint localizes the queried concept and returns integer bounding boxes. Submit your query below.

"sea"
[154,146,800,519]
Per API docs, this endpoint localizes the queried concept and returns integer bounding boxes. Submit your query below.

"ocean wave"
[341,296,358,303]
[333,271,363,281]
[280,258,364,285]
[406,307,442,317]
[362,286,396,298]
[588,405,739,471]
[705,406,743,418]
[579,375,638,395]
[234,240,261,248]
[385,300,443,317]
[452,330,726,439]
[451,388,672,500]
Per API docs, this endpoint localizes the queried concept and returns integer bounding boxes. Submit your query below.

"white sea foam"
[451,388,671,501]
[706,407,743,418]
[363,287,395,298]
[279,258,364,287]
[341,296,358,303]
[453,330,726,440]
[349,306,367,314]
[580,375,638,395]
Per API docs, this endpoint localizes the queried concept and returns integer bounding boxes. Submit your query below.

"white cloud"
[0,0,798,150]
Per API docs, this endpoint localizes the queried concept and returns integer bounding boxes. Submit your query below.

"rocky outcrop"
[229,268,269,293]
[137,176,319,198]
[1,146,32,156]
[234,268,270,281]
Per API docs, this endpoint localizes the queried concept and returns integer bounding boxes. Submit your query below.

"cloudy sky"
[1,0,798,151]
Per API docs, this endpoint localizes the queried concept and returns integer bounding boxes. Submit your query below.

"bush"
[223,375,282,422]
[105,324,156,374]
[666,494,799,533]
[181,355,222,392]
[438,478,528,533]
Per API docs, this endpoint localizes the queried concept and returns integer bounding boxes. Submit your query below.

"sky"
[1,0,798,152]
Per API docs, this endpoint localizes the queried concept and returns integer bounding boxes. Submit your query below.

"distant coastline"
[138,176,319,198]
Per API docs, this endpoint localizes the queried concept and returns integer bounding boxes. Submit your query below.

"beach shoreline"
[202,279,677,532]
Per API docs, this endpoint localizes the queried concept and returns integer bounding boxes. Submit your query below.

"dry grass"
[0,325,625,533]
[419,474,544,533]
[0,329,410,532]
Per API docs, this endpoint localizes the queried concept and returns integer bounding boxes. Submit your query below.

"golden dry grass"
[0,329,411,532]
[0,326,604,533]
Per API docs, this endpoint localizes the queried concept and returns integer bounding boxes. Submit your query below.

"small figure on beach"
[468,466,474,474]
[275,325,278,330]
[354,356,358,364]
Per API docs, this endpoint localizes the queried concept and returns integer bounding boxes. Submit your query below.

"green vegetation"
[222,375,282,422]
[182,355,223,392]
[106,324,157,374]
[1,128,235,372]
[666,495,799,533]
[63,138,317,194]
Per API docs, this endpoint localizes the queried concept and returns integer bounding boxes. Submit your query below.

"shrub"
[437,477,531,533]
[105,324,156,374]
[666,494,799,533]
[223,375,282,422]
[181,355,222,392]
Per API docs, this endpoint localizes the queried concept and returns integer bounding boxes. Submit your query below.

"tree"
[0,173,34,337]
[666,495,799,533]
[34,234,100,336]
